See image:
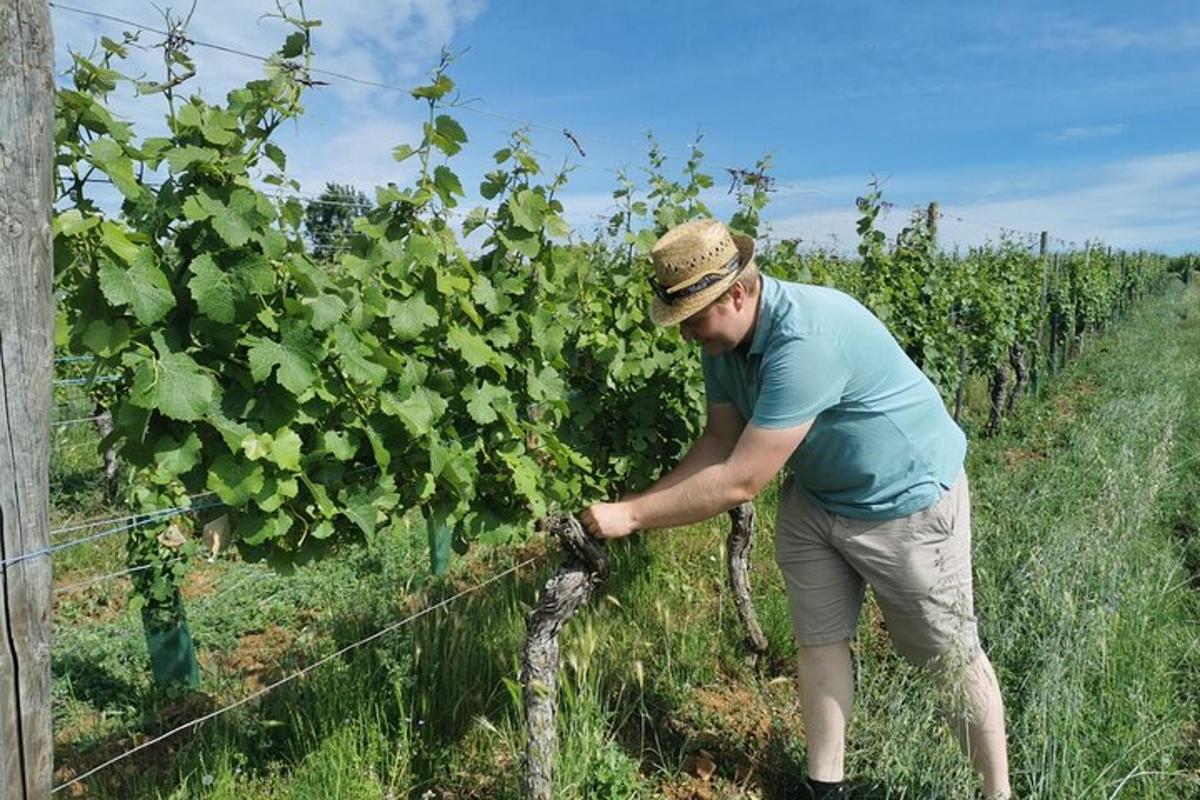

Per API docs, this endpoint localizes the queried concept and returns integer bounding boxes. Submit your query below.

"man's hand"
[581,501,638,540]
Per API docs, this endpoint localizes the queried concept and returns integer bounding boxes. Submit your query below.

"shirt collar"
[746,274,779,356]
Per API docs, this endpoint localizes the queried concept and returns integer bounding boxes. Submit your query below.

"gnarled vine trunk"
[726,503,767,666]
[522,516,608,800]
[92,403,119,501]
[1006,342,1028,414]
[987,362,1009,435]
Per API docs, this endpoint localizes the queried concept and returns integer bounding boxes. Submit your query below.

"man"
[581,219,1011,800]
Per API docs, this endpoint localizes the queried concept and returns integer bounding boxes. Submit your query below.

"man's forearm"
[627,461,752,531]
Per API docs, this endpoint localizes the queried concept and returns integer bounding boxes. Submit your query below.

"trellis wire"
[52,554,196,595]
[53,374,121,387]
[47,1,681,159]
[2,499,224,569]
[50,493,217,538]
[51,555,538,794]
[52,414,107,428]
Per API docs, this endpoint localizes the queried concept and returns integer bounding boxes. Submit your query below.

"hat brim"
[650,232,755,327]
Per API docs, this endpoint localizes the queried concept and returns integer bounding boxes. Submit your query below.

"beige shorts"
[773,472,981,669]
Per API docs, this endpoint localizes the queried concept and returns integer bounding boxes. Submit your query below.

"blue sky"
[52,0,1200,253]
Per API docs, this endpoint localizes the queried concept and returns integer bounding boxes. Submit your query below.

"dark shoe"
[799,778,849,799]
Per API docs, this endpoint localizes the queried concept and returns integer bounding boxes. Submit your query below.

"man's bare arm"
[582,417,813,539]
[622,402,746,502]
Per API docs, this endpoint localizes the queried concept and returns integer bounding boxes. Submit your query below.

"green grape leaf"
[233,251,276,295]
[302,293,346,331]
[270,427,303,470]
[207,409,255,452]
[447,327,506,377]
[90,138,144,199]
[464,382,513,425]
[433,165,464,200]
[208,453,265,505]
[241,431,273,461]
[320,430,358,460]
[129,342,216,421]
[406,234,439,267]
[164,144,219,173]
[333,325,388,387]
[246,322,321,394]
[255,475,298,513]
[98,251,176,325]
[527,364,565,401]
[237,509,293,546]
[471,276,501,313]
[263,142,287,170]
[188,253,244,323]
[55,208,100,237]
[152,431,202,478]
[80,318,130,356]
[99,221,141,264]
[500,450,546,516]
[508,189,548,233]
[388,295,439,341]
[280,31,306,58]
[411,73,454,100]
[432,114,467,156]
[384,386,447,435]
[182,188,253,247]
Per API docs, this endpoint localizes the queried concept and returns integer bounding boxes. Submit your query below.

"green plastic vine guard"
[141,594,201,689]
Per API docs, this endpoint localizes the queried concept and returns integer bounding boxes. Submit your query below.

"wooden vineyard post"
[0,0,56,796]
[726,503,767,666]
[1048,254,1061,376]
[1031,231,1049,396]
[522,516,608,800]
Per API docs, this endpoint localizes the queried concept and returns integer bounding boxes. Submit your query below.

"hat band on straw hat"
[648,252,742,306]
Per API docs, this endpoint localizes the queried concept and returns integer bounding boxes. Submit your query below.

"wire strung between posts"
[52,414,107,428]
[1,500,224,569]
[47,2,651,158]
[52,553,197,595]
[50,555,539,795]
[53,374,122,387]
[50,493,218,537]
[48,9,1113,248]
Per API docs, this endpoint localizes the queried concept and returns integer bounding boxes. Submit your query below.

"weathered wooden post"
[1031,231,1050,396]
[1048,254,1061,376]
[522,516,608,800]
[0,0,56,796]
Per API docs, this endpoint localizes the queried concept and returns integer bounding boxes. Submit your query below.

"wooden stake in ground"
[522,516,608,800]
[0,0,56,796]
[726,502,767,666]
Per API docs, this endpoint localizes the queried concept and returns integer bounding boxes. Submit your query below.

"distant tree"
[303,182,372,259]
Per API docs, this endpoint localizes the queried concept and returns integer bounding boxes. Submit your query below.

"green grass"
[50,281,1200,799]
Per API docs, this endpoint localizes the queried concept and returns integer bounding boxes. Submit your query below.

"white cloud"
[1031,19,1200,53]
[50,0,485,138]
[281,114,424,194]
[1043,124,1126,143]
[766,150,1200,254]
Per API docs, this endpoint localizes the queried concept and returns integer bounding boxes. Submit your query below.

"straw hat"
[648,219,755,326]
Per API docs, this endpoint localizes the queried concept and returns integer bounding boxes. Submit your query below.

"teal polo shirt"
[701,275,966,520]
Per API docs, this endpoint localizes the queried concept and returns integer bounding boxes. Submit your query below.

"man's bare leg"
[796,641,855,782]
[947,651,1010,799]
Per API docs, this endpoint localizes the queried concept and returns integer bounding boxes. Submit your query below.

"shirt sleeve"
[701,352,733,404]
[751,334,848,429]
